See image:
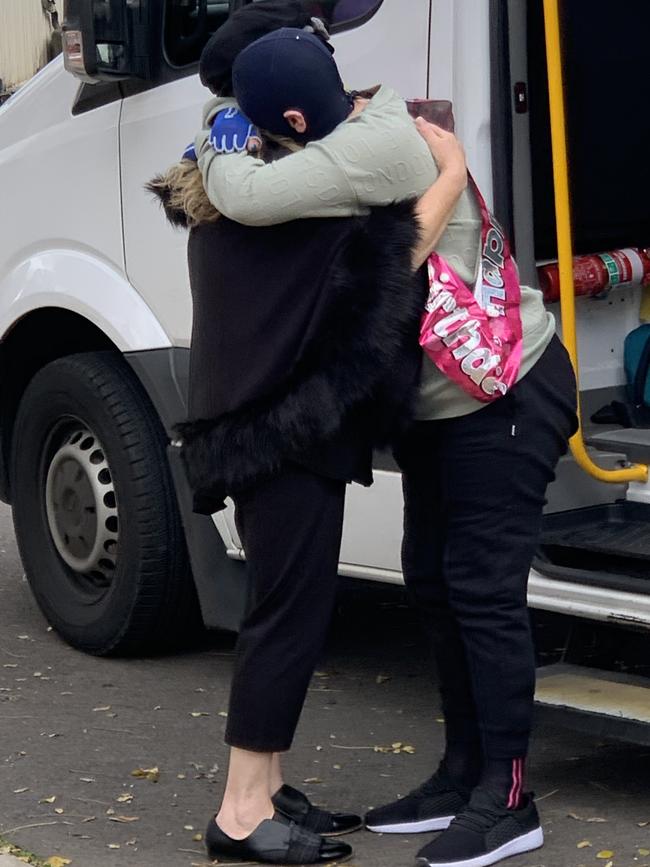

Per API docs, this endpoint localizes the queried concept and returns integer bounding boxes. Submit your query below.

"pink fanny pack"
[419,177,523,402]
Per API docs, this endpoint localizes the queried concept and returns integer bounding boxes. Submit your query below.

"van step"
[588,427,650,463]
[535,664,650,744]
[541,502,650,569]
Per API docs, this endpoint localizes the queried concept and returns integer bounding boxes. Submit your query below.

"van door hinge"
[514,82,528,114]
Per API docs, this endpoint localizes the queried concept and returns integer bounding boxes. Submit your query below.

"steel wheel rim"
[45,425,119,587]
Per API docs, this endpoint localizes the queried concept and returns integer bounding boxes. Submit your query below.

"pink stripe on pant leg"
[507,758,523,809]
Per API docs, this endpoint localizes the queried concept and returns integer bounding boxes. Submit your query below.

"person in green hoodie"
[195,24,577,867]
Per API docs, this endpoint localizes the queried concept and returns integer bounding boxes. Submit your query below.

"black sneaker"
[365,766,470,834]
[415,787,543,867]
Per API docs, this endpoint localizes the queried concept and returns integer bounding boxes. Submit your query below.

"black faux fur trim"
[176,201,425,500]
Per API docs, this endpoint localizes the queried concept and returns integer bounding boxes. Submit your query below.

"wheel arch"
[0,308,120,502]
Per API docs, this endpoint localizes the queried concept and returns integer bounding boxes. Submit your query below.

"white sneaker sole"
[415,825,544,867]
[366,815,455,834]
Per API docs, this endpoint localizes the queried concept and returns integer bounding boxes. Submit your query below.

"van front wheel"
[10,351,199,655]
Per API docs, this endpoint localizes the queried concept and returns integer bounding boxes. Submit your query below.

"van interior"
[527,0,650,259]
[517,1,650,590]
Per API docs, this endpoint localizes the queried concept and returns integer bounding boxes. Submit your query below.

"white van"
[1,0,649,736]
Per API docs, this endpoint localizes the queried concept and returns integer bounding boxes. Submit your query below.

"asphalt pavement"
[1,502,649,867]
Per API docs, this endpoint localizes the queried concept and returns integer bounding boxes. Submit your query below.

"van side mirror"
[62,0,153,83]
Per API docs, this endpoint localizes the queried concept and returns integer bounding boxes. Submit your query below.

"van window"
[163,0,385,69]
[164,0,230,68]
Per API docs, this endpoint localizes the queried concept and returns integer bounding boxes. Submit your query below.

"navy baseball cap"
[232,28,354,143]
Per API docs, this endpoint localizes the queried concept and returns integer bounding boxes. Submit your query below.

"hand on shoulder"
[415,118,467,190]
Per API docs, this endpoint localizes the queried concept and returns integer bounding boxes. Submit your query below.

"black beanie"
[199,0,314,95]
[233,28,353,143]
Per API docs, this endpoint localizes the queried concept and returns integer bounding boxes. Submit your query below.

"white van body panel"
[120,74,208,348]
[0,58,168,349]
[0,247,171,351]
[0,59,123,271]
[429,0,493,206]
[333,0,430,96]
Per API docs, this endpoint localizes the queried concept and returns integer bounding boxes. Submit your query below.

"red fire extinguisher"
[538,248,650,302]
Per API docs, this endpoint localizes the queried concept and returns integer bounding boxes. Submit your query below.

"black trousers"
[226,466,346,752]
[395,337,578,759]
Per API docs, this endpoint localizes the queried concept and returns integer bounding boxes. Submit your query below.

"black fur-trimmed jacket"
[150,167,426,513]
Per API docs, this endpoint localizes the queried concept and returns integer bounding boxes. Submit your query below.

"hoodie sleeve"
[196,87,438,227]
[196,132,362,226]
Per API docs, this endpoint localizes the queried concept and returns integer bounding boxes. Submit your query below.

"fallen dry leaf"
[116,793,133,803]
[131,766,160,783]
[192,833,203,842]
[303,777,322,784]
[374,743,416,755]
[44,858,71,867]
[190,712,210,718]
[567,812,607,823]
[640,849,650,857]
[596,852,614,860]
[40,796,56,804]
[109,815,140,824]
[54,808,64,815]
[107,843,120,849]
[577,840,592,849]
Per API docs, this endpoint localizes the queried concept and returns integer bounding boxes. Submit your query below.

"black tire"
[10,351,200,655]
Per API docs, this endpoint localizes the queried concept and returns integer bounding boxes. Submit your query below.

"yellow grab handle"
[542,0,647,484]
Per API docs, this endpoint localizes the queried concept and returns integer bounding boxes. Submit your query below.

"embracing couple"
[150,2,578,865]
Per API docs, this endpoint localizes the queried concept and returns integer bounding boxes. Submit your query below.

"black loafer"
[205,812,353,864]
[273,784,363,836]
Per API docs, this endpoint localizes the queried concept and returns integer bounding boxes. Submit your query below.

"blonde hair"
[148,134,304,228]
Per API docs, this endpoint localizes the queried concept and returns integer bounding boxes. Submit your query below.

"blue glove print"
[182,142,198,161]
[209,107,260,154]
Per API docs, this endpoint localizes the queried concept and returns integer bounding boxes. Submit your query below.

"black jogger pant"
[226,465,346,752]
[395,337,578,760]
